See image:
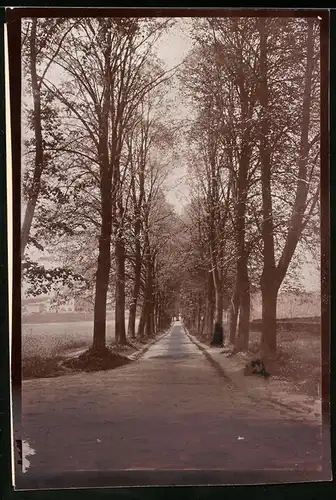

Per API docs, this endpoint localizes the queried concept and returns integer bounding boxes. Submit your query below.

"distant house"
[22,296,52,314]
[22,295,76,314]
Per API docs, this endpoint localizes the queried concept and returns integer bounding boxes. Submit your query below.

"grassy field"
[193,320,321,398]
[240,327,321,397]
[22,315,140,359]
[22,311,115,324]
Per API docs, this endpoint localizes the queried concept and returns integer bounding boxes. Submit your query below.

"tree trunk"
[127,237,141,339]
[21,19,43,259]
[158,293,164,332]
[257,17,277,355]
[92,37,113,353]
[237,284,250,351]
[276,18,315,282]
[258,18,314,355]
[214,289,223,325]
[127,296,137,340]
[200,313,205,336]
[229,286,239,345]
[115,236,126,345]
[234,181,250,352]
[204,271,214,340]
[145,259,154,337]
[137,299,146,339]
[232,61,251,352]
[236,258,250,352]
[155,297,161,332]
[213,268,223,326]
[92,106,113,350]
[153,294,158,335]
[92,202,112,352]
[196,295,202,333]
[192,306,197,332]
[260,279,278,355]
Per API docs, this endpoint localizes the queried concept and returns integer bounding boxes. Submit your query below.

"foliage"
[22,257,88,297]
[21,17,320,355]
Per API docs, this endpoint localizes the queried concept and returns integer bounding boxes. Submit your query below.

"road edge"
[183,326,318,418]
[184,327,236,387]
[129,327,172,361]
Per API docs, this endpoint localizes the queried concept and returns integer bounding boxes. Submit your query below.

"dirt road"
[17,322,324,488]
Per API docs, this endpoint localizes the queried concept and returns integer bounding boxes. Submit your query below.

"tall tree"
[124,84,173,340]
[40,18,174,352]
[21,18,75,258]
[257,17,319,355]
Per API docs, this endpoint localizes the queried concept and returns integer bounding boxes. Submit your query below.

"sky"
[156,18,193,72]
[154,19,193,213]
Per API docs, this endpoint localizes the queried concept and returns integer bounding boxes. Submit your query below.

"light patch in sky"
[156,18,193,71]
[155,19,193,213]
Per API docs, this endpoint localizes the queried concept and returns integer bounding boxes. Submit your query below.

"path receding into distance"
[18,322,323,486]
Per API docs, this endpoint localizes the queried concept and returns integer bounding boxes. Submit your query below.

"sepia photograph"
[6,8,331,489]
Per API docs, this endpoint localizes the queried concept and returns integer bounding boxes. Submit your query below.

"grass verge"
[193,325,321,398]
[22,335,161,380]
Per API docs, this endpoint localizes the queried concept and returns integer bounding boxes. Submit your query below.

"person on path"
[210,322,224,347]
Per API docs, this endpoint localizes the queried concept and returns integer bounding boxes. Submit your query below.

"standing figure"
[210,322,224,347]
